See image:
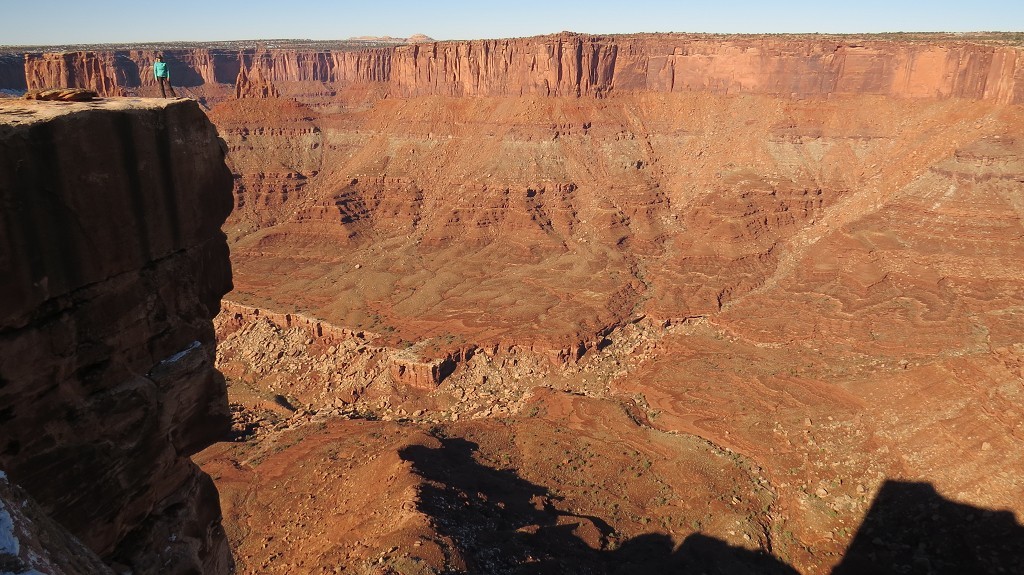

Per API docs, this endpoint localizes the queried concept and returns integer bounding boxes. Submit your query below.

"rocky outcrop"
[7,34,1023,103]
[22,51,130,96]
[22,87,98,101]
[217,300,468,392]
[233,48,391,98]
[388,347,463,390]
[219,300,374,345]
[0,472,115,575]
[0,98,234,573]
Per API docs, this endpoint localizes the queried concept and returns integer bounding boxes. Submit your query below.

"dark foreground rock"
[0,97,234,574]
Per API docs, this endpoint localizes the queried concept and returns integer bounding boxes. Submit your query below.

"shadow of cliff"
[400,437,1024,574]
[832,480,1024,574]
[398,437,798,574]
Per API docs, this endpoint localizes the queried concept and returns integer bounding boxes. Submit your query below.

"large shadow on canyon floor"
[832,480,1024,574]
[400,437,1024,575]
[399,437,798,574]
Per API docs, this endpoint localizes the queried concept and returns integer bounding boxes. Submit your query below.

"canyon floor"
[189,41,1024,574]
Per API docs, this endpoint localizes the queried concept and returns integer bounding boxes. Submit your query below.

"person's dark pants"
[157,76,176,98]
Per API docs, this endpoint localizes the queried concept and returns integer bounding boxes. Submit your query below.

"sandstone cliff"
[0,98,234,573]
[6,34,1023,104]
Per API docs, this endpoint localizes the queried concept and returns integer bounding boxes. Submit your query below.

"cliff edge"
[0,98,234,573]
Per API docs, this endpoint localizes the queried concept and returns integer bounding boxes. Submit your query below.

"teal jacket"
[154,61,169,79]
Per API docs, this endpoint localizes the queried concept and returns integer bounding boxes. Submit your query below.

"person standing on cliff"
[154,55,176,98]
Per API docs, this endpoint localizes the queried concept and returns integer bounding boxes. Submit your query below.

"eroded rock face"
[8,34,1022,574]
[15,49,243,101]
[6,34,1023,104]
[0,98,234,573]
[385,35,1024,101]
[194,36,1024,575]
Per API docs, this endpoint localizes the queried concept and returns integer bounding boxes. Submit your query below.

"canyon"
[2,32,1024,574]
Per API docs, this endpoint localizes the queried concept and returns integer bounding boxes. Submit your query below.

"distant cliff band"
[0,34,1020,103]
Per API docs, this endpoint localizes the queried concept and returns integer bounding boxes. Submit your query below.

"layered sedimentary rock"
[194,34,1024,575]
[8,32,1021,575]
[0,98,234,573]
[11,49,243,101]
[387,35,1024,101]
[5,34,1022,104]
[22,51,130,96]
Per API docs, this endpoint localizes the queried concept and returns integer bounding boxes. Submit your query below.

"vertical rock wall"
[0,98,234,574]
[8,35,1023,104]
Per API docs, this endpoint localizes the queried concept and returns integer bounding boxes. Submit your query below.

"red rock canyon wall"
[6,35,1023,103]
[387,36,1024,101]
[0,98,234,573]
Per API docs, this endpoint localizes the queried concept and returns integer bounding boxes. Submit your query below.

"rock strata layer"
[3,34,1022,104]
[6,33,1022,575]
[0,98,234,573]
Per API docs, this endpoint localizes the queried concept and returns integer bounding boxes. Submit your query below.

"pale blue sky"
[1,0,1021,46]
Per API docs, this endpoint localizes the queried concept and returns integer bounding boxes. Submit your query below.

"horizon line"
[3,30,1021,51]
